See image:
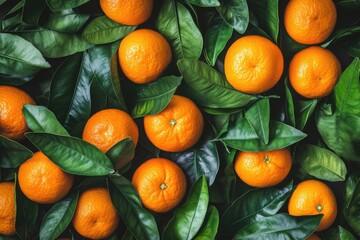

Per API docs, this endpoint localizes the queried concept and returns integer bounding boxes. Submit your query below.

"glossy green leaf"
[15,175,38,240]
[218,116,307,151]
[178,59,257,108]
[0,73,34,86]
[22,0,46,25]
[194,206,219,240]
[245,98,270,145]
[0,135,33,168]
[204,16,233,66]
[23,105,69,136]
[43,10,90,33]
[20,28,93,58]
[172,129,220,186]
[233,214,322,239]
[128,75,182,118]
[216,0,249,34]
[48,52,93,131]
[82,15,136,44]
[296,99,317,131]
[295,144,347,182]
[39,190,79,240]
[322,26,360,48]
[343,172,360,235]
[106,138,136,170]
[0,33,50,77]
[220,182,293,236]
[187,0,220,6]
[319,225,357,240]
[46,0,90,11]
[163,176,209,240]
[108,175,160,240]
[25,132,115,176]
[284,79,296,127]
[156,0,203,60]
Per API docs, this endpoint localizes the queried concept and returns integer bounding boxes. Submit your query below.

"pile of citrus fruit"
[0,0,359,239]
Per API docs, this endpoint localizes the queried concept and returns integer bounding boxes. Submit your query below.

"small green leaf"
[322,26,360,48]
[128,75,182,118]
[106,138,136,170]
[0,135,33,168]
[40,190,79,240]
[216,0,249,34]
[46,0,90,11]
[187,0,220,7]
[296,99,317,131]
[25,132,115,176]
[43,10,90,33]
[343,173,360,235]
[163,176,209,240]
[245,98,270,145]
[82,15,136,44]
[295,144,347,182]
[108,175,160,240]
[284,79,296,127]
[194,206,219,240]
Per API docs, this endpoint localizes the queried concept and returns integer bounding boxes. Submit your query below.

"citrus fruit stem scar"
[264,156,270,163]
[316,204,323,212]
[169,119,177,127]
[160,183,167,190]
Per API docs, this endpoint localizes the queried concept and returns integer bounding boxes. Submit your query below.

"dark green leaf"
[39,190,79,240]
[319,225,357,240]
[0,135,33,168]
[343,172,360,235]
[336,0,360,9]
[22,105,69,136]
[194,206,219,240]
[15,175,38,240]
[220,182,293,236]
[345,38,360,58]
[43,10,90,33]
[233,214,322,239]
[22,0,46,25]
[245,98,270,145]
[106,138,135,170]
[295,144,347,182]
[108,175,160,240]
[204,16,233,66]
[46,0,90,11]
[0,33,50,77]
[284,79,296,127]
[128,75,182,118]
[296,99,317,131]
[187,0,220,7]
[156,0,203,60]
[322,26,360,48]
[25,132,115,176]
[82,15,136,44]
[163,176,209,240]
[178,59,256,108]
[216,0,249,34]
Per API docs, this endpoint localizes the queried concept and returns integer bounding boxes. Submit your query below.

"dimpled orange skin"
[18,151,74,204]
[72,188,119,239]
[284,0,337,45]
[288,180,337,231]
[0,182,15,236]
[307,233,321,240]
[144,95,204,152]
[118,29,172,84]
[82,109,139,153]
[0,85,36,140]
[224,35,284,94]
[132,158,187,213]
[100,0,154,26]
[234,149,292,188]
[289,46,341,99]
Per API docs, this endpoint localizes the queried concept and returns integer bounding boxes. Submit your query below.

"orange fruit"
[18,151,74,204]
[0,85,36,140]
[234,148,292,188]
[0,182,15,236]
[284,0,337,44]
[118,29,172,84]
[143,95,204,152]
[82,109,139,153]
[224,35,284,94]
[307,233,321,240]
[132,158,187,213]
[100,0,154,26]
[72,187,119,239]
[289,46,341,99]
[288,180,337,231]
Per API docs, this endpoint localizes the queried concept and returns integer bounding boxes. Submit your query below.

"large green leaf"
[220,182,293,236]
[177,59,256,108]
[343,172,360,236]
[82,15,136,44]
[319,225,357,240]
[108,175,160,240]
[48,52,93,131]
[295,144,347,182]
[163,176,209,240]
[245,98,270,145]
[187,0,220,7]
[194,206,219,240]
[0,135,33,168]
[39,190,79,240]
[106,138,136,170]
[46,0,90,11]
[25,132,115,176]
[0,33,50,77]
[204,16,233,66]
[216,0,249,34]
[233,214,322,239]
[43,10,90,33]
[23,105,69,136]
[128,75,182,118]
[156,0,203,60]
